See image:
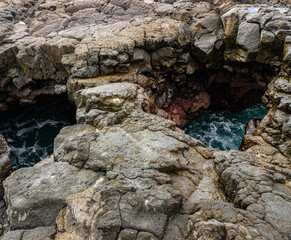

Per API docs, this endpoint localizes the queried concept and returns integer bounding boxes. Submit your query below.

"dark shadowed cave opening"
[0,61,276,169]
[151,62,276,150]
[0,95,75,171]
[153,62,275,126]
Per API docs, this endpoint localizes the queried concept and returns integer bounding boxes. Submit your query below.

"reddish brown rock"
[167,91,210,128]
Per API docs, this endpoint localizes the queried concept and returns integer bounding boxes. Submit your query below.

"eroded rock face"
[52,82,291,239]
[167,91,210,128]
[0,135,10,183]
[1,226,56,240]
[240,75,291,160]
[0,0,290,111]
[214,150,291,239]
[72,82,169,128]
[53,83,225,239]
[2,77,291,239]
[0,1,291,239]
[0,135,10,236]
[3,161,102,230]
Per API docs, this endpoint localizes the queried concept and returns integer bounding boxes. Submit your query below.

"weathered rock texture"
[0,0,289,119]
[0,0,290,239]
[0,135,10,183]
[3,161,102,230]
[1,226,56,240]
[241,75,291,159]
[2,78,290,239]
[0,135,10,236]
[167,91,211,128]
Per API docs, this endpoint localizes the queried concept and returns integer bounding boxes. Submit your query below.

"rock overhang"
[0,0,290,239]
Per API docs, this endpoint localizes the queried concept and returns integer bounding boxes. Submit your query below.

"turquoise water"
[184,104,268,151]
[0,102,268,170]
[0,103,70,171]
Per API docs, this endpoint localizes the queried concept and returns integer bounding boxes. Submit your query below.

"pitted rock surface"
[0,135,10,183]
[1,226,56,240]
[0,0,291,239]
[51,82,289,240]
[0,0,290,116]
[0,135,10,236]
[3,161,102,230]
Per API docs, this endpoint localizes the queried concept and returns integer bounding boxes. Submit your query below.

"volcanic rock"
[3,161,102,230]
[0,1,290,239]
[167,91,210,128]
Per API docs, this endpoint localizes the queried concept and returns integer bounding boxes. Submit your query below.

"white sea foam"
[0,103,70,170]
[184,104,268,151]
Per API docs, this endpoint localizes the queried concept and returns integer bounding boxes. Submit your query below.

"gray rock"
[136,232,158,240]
[3,161,101,230]
[120,189,180,238]
[274,77,291,93]
[262,193,291,239]
[0,2,290,240]
[265,19,291,41]
[0,134,11,231]
[282,117,291,136]
[0,229,23,240]
[154,3,173,15]
[213,150,291,238]
[1,226,56,240]
[117,229,138,240]
[0,135,11,182]
[72,82,159,128]
[54,124,97,168]
[152,47,176,68]
[132,48,151,69]
[191,12,224,64]
[237,22,260,53]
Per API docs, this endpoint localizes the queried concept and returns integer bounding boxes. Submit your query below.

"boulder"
[236,22,260,58]
[72,82,164,128]
[3,161,102,230]
[53,83,231,239]
[191,12,224,66]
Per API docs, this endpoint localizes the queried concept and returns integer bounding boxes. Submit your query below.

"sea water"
[0,103,70,171]
[184,104,268,151]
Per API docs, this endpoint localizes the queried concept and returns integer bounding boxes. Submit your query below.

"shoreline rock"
[3,161,102,230]
[0,1,290,239]
[0,135,10,236]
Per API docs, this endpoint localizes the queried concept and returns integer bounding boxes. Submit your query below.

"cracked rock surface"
[3,81,290,239]
[0,0,290,111]
[0,0,290,239]
[0,135,10,236]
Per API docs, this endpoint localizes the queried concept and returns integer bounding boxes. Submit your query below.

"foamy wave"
[184,104,268,151]
[0,103,70,171]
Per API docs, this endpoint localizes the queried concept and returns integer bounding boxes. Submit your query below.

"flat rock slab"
[3,161,101,230]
